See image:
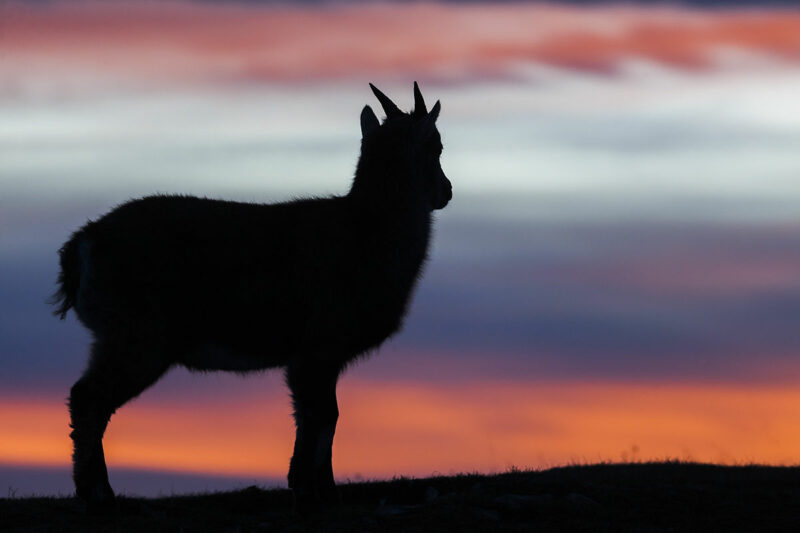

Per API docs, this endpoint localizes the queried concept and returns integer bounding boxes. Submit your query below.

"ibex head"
[354,82,452,212]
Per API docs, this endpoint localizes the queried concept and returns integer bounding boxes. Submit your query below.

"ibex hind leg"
[69,339,169,512]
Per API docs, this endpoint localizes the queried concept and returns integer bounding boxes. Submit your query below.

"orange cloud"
[2,379,799,481]
[3,1,800,86]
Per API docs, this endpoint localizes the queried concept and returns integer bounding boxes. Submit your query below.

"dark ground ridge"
[2,461,800,532]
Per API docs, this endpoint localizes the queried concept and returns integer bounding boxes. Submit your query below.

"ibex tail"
[51,232,86,319]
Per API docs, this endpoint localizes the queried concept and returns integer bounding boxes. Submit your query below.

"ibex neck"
[343,192,433,274]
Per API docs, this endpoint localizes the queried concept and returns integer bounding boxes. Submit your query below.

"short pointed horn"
[413,81,427,116]
[429,100,441,122]
[369,83,402,118]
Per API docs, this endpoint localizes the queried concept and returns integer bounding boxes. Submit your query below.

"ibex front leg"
[286,361,341,511]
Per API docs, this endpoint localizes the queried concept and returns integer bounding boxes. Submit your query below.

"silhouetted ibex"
[52,82,451,511]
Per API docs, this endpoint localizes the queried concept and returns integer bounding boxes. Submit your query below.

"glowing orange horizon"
[2,380,799,481]
[3,1,800,85]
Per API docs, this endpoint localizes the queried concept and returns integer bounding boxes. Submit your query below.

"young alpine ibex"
[52,82,451,511]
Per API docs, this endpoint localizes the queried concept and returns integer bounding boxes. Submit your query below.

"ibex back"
[52,83,452,511]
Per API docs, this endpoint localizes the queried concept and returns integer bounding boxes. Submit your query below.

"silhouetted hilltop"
[3,462,799,532]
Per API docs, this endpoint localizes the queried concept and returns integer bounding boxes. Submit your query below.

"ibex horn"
[413,81,427,116]
[369,83,402,119]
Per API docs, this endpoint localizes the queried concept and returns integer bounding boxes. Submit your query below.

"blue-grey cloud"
[0,463,284,498]
[4,195,800,394]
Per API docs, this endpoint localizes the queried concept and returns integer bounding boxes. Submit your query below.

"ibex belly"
[182,343,283,372]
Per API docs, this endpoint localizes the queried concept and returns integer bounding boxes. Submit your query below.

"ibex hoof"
[292,485,341,515]
[78,482,117,515]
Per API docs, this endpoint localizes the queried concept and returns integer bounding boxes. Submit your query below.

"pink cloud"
[4,1,800,86]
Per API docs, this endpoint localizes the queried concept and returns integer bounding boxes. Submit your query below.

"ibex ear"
[360,105,380,138]
[418,100,441,141]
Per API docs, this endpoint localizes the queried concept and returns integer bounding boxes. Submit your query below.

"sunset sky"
[2,0,800,496]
